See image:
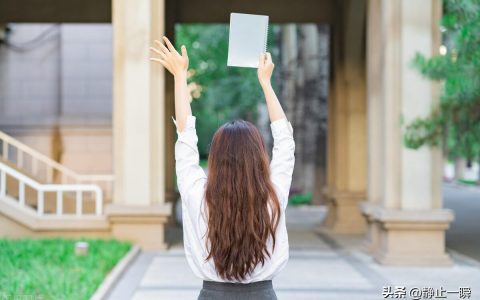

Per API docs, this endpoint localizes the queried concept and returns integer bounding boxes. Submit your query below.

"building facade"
[0,0,453,264]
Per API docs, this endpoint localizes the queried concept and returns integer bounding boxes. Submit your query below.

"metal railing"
[0,130,113,201]
[0,161,103,216]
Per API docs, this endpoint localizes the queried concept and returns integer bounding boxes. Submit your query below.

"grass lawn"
[0,238,132,300]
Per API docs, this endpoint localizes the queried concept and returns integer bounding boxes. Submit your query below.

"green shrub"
[0,238,131,300]
[288,192,313,205]
[458,178,478,186]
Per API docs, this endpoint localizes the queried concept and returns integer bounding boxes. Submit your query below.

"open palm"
[150,36,189,78]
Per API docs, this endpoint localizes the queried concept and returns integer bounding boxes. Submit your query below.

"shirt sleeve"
[269,117,295,210]
[172,115,207,210]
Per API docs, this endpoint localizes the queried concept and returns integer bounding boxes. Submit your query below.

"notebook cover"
[227,13,269,68]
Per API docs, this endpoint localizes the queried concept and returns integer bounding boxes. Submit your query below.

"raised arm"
[150,36,191,131]
[258,53,295,210]
[150,37,206,211]
[258,52,286,123]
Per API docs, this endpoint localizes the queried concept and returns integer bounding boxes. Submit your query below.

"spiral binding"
[264,22,268,52]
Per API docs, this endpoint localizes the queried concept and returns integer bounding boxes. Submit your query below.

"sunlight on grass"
[0,238,132,300]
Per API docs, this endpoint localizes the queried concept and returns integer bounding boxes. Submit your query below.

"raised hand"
[257,52,285,122]
[150,36,189,78]
[257,52,274,87]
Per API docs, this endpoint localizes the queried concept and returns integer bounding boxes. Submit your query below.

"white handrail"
[0,130,113,199]
[0,161,103,216]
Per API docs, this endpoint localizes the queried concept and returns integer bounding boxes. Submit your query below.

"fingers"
[181,45,188,58]
[259,52,273,68]
[266,52,272,64]
[150,57,173,73]
[150,57,164,64]
[150,57,168,66]
[259,53,266,68]
[154,39,170,55]
[150,36,186,76]
[162,36,178,53]
[150,46,167,59]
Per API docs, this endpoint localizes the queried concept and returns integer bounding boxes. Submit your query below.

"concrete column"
[361,0,454,265]
[109,0,172,250]
[322,0,368,234]
[362,0,384,253]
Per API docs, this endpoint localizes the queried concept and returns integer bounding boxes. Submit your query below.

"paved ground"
[444,182,480,262]
[106,185,480,300]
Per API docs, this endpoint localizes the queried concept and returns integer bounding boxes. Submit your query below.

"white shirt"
[172,115,295,283]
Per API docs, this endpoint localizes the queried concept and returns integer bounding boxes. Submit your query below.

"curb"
[444,181,480,192]
[447,248,480,269]
[90,245,141,300]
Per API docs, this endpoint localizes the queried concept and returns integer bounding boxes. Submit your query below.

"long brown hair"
[203,119,282,281]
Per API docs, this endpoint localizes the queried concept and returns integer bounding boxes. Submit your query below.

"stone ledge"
[324,188,366,202]
[361,202,455,226]
[322,190,368,234]
[106,203,172,251]
[105,203,172,216]
[360,203,454,266]
[90,245,141,300]
[0,200,173,250]
[369,205,454,222]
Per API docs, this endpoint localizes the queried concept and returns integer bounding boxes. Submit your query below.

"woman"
[150,36,295,300]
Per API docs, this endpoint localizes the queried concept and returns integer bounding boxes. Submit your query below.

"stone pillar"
[323,0,368,234]
[362,0,383,253]
[109,0,172,250]
[361,0,454,265]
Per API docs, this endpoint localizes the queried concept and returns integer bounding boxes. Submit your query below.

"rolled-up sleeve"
[270,118,295,210]
[172,115,207,208]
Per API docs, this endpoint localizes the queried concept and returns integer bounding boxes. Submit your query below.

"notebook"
[227,13,269,68]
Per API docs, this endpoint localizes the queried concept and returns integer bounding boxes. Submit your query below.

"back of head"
[204,119,281,281]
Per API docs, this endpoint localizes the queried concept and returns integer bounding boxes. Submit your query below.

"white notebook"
[227,13,269,68]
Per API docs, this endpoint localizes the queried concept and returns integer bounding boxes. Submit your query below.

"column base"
[106,203,172,251]
[359,202,381,254]
[361,203,454,266]
[321,189,367,234]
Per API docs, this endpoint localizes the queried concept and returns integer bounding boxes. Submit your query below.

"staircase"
[0,130,113,200]
[0,130,113,235]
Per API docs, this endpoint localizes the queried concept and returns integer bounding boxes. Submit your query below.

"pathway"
[444,182,480,262]
[106,189,480,300]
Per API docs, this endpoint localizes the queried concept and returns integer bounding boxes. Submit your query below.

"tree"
[278,24,329,198]
[403,0,480,174]
[175,24,331,196]
[175,24,279,157]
